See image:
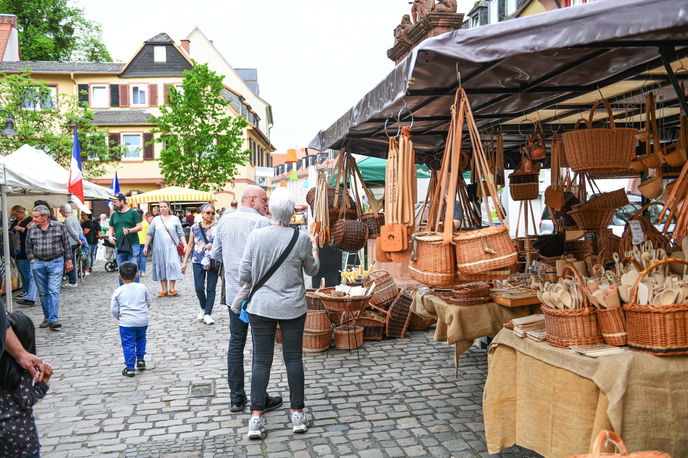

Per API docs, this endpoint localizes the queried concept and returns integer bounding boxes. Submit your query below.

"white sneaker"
[203,314,215,325]
[67,283,77,288]
[196,311,205,321]
[84,271,90,276]
[291,411,309,434]
[139,272,145,278]
[247,415,266,440]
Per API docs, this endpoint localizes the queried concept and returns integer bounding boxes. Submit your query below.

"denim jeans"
[227,309,249,403]
[137,244,146,273]
[115,245,140,285]
[249,312,306,411]
[192,263,218,315]
[30,258,63,322]
[67,244,79,285]
[16,258,37,301]
[119,325,147,369]
[89,243,97,268]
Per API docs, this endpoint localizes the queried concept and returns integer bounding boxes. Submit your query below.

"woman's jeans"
[248,312,306,411]
[16,258,37,301]
[137,244,146,273]
[192,263,218,315]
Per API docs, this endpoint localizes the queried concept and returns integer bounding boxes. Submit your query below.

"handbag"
[239,228,300,324]
[117,232,133,255]
[198,224,221,271]
[161,217,185,256]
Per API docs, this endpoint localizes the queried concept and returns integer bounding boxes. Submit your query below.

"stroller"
[102,238,118,272]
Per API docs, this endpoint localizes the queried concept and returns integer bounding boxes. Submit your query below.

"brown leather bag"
[544,133,565,211]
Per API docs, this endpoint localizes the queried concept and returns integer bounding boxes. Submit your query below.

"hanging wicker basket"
[331,219,369,252]
[452,225,518,274]
[360,213,385,238]
[409,232,456,286]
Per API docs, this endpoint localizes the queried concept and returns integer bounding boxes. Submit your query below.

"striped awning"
[126,186,214,204]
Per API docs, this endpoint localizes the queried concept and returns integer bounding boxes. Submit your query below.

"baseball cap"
[115,192,127,201]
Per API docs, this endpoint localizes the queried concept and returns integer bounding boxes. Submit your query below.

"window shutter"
[149,84,158,106]
[163,84,172,104]
[78,84,89,105]
[110,84,120,107]
[119,84,129,107]
[108,133,119,150]
[143,133,154,160]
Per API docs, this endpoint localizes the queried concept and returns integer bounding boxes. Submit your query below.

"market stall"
[125,186,214,205]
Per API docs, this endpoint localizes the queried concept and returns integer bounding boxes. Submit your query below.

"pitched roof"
[0,61,124,73]
[145,33,174,44]
[93,110,154,126]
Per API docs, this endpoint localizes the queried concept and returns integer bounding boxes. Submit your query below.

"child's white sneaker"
[247,415,266,440]
[291,411,309,434]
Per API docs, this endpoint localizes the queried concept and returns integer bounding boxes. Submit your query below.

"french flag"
[68,126,84,205]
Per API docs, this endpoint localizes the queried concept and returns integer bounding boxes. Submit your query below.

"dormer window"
[154,46,166,63]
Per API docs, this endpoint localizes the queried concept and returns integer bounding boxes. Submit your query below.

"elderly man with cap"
[107,193,143,284]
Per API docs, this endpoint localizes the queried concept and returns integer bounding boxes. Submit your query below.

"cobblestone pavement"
[16,263,539,457]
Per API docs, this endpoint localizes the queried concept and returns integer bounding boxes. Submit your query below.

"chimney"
[180,39,190,53]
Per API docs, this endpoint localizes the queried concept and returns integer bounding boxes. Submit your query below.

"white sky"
[76,0,475,154]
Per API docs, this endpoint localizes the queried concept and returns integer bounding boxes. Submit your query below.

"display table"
[484,329,688,457]
[410,293,538,368]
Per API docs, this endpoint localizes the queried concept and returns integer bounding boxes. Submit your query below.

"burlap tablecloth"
[484,329,688,457]
[410,293,538,365]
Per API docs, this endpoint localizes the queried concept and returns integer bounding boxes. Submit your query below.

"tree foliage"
[0,70,122,177]
[151,63,250,192]
[0,0,112,62]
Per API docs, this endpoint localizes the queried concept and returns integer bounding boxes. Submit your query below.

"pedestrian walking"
[80,211,101,275]
[209,185,282,415]
[59,203,83,287]
[10,206,37,306]
[0,311,53,457]
[181,204,218,325]
[25,205,73,330]
[107,193,143,285]
[237,188,319,439]
[136,209,149,277]
[111,262,152,377]
[143,201,186,297]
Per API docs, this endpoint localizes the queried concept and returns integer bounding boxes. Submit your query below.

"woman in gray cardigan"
[239,188,319,440]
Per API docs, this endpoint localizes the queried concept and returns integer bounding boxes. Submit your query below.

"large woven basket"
[569,207,615,231]
[408,312,436,331]
[303,310,332,353]
[363,270,399,307]
[357,310,387,341]
[409,232,456,286]
[360,213,385,238]
[317,287,371,313]
[334,325,364,350]
[305,289,325,311]
[596,306,627,346]
[541,265,603,348]
[386,290,414,338]
[452,225,518,274]
[331,219,368,253]
[561,100,637,172]
[624,258,688,355]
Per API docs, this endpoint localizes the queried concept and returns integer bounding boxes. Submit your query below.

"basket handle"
[629,258,688,304]
[562,264,590,309]
[631,200,664,220]
[588,99,616,130]
[574,117,592,130]
[590,431,629,457]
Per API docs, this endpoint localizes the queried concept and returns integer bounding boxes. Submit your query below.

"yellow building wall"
[518,0,547,17]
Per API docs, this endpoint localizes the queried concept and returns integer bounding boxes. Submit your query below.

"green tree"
[151,63,250,192]
[0,70,122,177]
[0,0,112,62]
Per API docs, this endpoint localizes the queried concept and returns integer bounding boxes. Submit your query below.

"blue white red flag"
[68,126,84,204]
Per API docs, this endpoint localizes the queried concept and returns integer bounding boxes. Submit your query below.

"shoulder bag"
[239,228,299,324]
[198,224,221,271]
[161,217,185,256]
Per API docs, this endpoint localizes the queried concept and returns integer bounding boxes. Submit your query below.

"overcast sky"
[76,0,475,154]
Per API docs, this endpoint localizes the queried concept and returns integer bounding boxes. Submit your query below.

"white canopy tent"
[0,144,115,311]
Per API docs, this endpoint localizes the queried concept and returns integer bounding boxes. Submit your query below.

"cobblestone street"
[16,263,536,457]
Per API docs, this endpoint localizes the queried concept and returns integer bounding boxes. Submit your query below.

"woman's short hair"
[268,188,295,226]
[200,203,215,213]
[11,205,25,213]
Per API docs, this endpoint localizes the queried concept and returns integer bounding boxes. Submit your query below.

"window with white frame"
[488,0,499,24]
[506,0,518,16]
[130,84,148,106]
[154,46,166,63]
[470,14,479,28]
[21,86,57,110]
[90,84,108,108]
[122,133,143,160]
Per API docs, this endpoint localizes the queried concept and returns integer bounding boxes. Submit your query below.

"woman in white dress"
[143,201,187,297]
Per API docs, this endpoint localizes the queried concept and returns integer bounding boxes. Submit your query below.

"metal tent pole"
[2,183,12,312]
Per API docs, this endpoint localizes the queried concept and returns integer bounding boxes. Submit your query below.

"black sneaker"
[264,395,283,413]
[17,299,35,306]
[122,368,135,377]
[39,320,50,328]
[49,322,62,331]
[230,398,246,413]
[136,359,146,370]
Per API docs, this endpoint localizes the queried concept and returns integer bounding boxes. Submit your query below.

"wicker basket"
[596,306,627,346]
[361,213,385,238]
[408,312,436,331]
[569,207,616,231]
[453,282,491,299]
[334,325,364,349]
[331,219,368,253]
[561,99,637,172]
[583,189,630,209]
[638,175,664,199]
[363,270,399,307]
[624,258,688,355]
[564,239,593,261]
[452,225,518,274]
[317,288,371,313]
[275,324,281,345]
[386,290,414,338]
[305,289,325,311]
[357,310,387,341]
[541,265,603,348]
[508,171,539,201]
[303,310,332,353]
[409,232,456,286]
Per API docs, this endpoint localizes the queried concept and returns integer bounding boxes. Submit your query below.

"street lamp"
[0,109,16,137]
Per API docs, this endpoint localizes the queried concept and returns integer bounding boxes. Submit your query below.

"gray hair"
[60,203,73,214]
[200,203,215,213]
[32,205,50,216]
[268,188,294,226]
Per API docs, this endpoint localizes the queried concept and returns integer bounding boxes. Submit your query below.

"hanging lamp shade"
[280,179,287,187]
[289,170,298,181]
[286,148,297,163]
